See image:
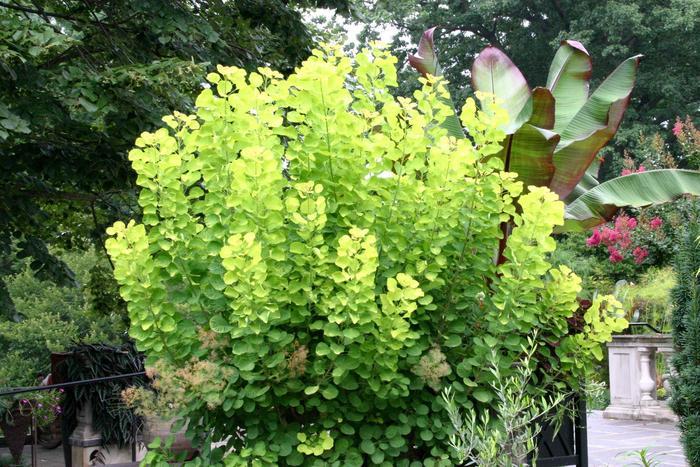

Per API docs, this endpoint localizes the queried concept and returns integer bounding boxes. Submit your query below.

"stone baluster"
[658,347,674,395]
[638,346,656,406]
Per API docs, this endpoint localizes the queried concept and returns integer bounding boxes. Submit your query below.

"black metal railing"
[0,372,146,467]
[625,321,664,334]
[0,372,146,398]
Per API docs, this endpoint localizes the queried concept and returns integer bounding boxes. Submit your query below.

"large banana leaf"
[472,46,531,134]
[558,55,641,145]
[494,88,558,188]
[564,157,602,203]
[561,169,700,232]
[408,27,440,76]
[564,172,599,204]
[550,55,642,199]
[546,40,592,134]
[500,124,559,189]
[527,87,555,130]
[408,28,464,139]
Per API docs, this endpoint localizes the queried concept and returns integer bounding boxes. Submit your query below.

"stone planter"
[143,416,196,460]
[0,407,32,464]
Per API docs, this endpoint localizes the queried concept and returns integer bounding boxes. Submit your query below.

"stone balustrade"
[603,334,677,422]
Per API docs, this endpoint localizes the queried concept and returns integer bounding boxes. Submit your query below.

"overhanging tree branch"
[0,0,78,21]
[0,1,124,28]
[9,187,97,203]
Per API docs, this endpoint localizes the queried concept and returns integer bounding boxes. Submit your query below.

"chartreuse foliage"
[106,44,626,465]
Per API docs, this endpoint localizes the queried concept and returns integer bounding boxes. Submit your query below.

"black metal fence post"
[575,397,588,467]
[0,372,146,466]
[31,413,37,467]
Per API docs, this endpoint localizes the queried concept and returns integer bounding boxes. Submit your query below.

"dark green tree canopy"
[365,0,699,145]
[0,0,350,313]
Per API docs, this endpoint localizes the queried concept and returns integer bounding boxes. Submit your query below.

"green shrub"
[669,224,700,466]
[618,267,675,332]
[0,248,126,387]
[442,334,567,466]
[549,232,616,295]
[107,45,626,465]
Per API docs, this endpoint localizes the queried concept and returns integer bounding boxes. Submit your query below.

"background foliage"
[0,248,126,389]
[358,0,699,178]
[0,0,351,313]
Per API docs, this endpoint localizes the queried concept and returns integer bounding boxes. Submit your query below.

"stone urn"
[142,416,196,460]
[0,407,32,464]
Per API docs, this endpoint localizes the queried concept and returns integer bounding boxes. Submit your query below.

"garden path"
[0,411,689,466]
[0,444,64,466]
[588,410,687,466]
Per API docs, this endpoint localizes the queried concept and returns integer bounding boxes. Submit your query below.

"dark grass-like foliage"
[61,342,146,447]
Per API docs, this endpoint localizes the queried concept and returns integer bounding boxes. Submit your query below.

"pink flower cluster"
[586,214,662,265]
[673,120,684,136]
[632,247,649,263]
[649,217,663,229]
[621,165,646,176]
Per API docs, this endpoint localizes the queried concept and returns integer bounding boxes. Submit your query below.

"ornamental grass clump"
[107,44,626,465]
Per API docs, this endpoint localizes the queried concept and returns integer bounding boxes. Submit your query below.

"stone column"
[68,403,146,465]
[657,346,674,394]
[638,346,656,406]
[68,404,103,467]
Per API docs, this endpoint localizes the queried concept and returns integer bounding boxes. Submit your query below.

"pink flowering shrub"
[559,118,700,288]
[620,164,646,177]
[586,213,663,265]
[673,120,684,137]
[673,116,700,169]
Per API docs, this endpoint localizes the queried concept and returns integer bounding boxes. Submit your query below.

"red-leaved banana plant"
[409,28,700,232]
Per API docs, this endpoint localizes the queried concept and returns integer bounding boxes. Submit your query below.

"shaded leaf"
[408,27,439,77]
[209,314,233,333]
[497,124,559,189]
[546,40,592,134]
[472,388,492,403]
[78,97,98,113]
[527,87,556,130]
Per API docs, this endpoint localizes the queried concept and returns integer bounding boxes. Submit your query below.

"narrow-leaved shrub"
[670,224,700,466]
